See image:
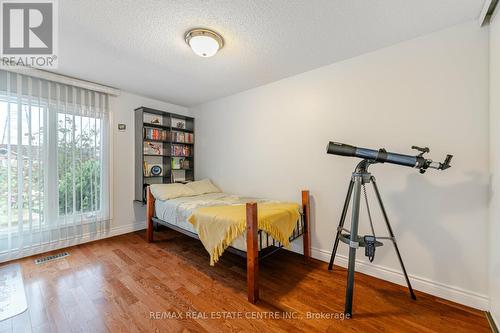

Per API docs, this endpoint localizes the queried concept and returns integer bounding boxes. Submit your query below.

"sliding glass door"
[0,70,110,261]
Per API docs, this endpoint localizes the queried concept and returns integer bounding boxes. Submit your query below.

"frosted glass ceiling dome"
[185,28,224,58]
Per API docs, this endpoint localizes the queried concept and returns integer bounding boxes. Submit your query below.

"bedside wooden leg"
[246,202,259,303]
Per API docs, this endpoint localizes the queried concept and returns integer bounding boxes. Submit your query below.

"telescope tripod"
[328,160,416,317]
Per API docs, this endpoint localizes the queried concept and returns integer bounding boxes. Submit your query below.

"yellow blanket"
[188,203,300,265]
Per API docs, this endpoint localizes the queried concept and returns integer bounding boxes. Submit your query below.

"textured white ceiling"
[56,0,485,106]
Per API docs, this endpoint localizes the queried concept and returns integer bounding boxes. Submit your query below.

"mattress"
[154,193,277,252]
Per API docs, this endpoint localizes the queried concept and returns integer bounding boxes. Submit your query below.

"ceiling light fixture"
[185,28,224,58]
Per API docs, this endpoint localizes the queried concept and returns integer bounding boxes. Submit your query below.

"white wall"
[489,8,500,327]
[192,21,490,309]
[110,91,190,233]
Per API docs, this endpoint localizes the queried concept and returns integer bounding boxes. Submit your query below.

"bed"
[145,181,310,303]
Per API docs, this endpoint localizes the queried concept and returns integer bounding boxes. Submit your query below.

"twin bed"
[145,180,310,303]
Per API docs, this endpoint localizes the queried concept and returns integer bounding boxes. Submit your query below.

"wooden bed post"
[246,202,259,304]
[302,190,311,260]
[146,186,155,243]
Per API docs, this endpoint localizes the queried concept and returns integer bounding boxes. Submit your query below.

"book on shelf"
[144,142,164,155]
[171,144,191,157]
[171,157,190,170]
[171,131,194,143]
[144,127,169,141]
[171,157,181,170]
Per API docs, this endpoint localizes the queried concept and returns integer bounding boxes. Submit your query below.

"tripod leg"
[371,177,417,300]
[328,179,355,271]
[345,176,362,317]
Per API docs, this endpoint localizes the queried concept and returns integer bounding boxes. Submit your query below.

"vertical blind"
[0,70,110,261]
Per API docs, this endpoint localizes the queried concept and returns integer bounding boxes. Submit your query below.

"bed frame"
[146,188,311,304]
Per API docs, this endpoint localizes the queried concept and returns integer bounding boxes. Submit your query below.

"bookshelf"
[134,107,195,202]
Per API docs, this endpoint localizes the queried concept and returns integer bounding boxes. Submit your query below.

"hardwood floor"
[0,230,490,333]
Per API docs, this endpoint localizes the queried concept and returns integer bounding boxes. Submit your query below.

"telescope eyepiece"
[441,154,453,170]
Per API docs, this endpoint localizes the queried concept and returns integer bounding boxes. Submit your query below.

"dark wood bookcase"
[134,107,195,202]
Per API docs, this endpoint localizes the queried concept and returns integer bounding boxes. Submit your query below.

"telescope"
[327,141,453,173]
[326,141,453,318]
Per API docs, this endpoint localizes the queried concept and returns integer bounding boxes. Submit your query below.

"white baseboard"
[288,243,489,310]
[0,222,146,264]
[491,311,500,332]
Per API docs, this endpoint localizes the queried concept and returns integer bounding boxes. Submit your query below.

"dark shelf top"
[136,107,194,121]
[172,168,193,171]
[144,139,193,145]
[143,154,193,158]
[143,123,169,130]
[143,123,194,133]
[171,141,194,145]
[144,139,169,143]
[171,127,194,133]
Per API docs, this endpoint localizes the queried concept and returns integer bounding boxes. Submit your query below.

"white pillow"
[149,183,195,200]
[185,179,221,195]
